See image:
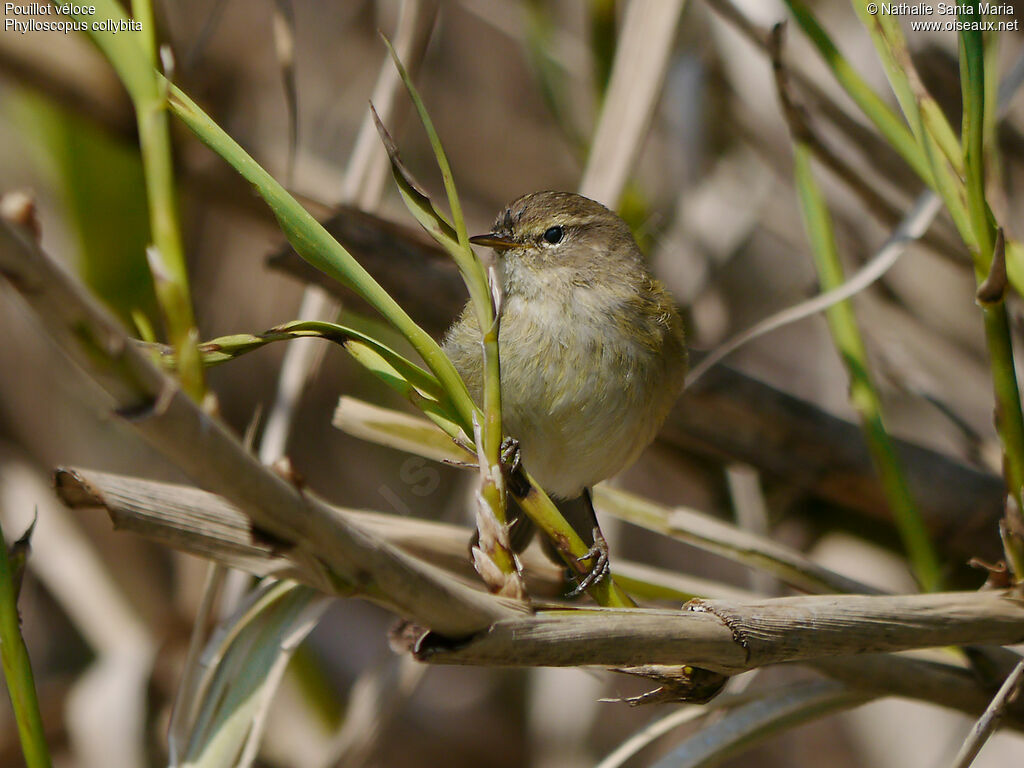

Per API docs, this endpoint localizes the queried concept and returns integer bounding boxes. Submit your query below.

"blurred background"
[2,0,1024,765]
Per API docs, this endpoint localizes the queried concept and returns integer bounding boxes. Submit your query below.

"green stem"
[381,36,511,581]
[784,0,931,183]
[961,23,993,261]
[515,474,636,607]
[481,324,503,488]
[794,145,943,592]
[480,317,510,576]
[70,0,205,401]
[165,85,479,433]
[850,0,975,242]
[130,0,157,61]
[0,522,52,768]
[959,16,1024,574]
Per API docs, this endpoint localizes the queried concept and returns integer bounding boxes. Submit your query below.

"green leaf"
[0,520,52,768]
[176,582,326,767]
[344,340,465,439]
[163,82,478,434]
[151,319,462,430]
[849,0,973,241]
[368,107,462,258]
[379,36,472,258]
[784,1,930,181]
[11,90,156,327]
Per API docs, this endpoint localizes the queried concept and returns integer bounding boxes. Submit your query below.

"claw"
[566,526,611,596]
[500,437,531,497]
[500,436,521,474]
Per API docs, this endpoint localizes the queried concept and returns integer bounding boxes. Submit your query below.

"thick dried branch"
[415,591,1024,673]
[0,213,523,636]
[674,363,1002,562]
[55,468,753,603]
[51,469,1024,728]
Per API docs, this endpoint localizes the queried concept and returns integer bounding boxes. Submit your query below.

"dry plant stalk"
[54,468,757,604]
[411,592,1024,671]
[51,466,1024,729]
[0,207,523,637]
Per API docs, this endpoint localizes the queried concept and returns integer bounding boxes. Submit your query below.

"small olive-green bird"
[443,191,687,585]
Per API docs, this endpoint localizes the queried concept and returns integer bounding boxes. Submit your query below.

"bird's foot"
[500,436,521,474]
[566,526,611,597]
[499,437,531,497]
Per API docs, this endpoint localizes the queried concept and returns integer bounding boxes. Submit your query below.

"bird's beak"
[469,232,516,250]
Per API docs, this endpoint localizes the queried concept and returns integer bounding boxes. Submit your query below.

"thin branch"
[949,658,1024,768]
[685,191,942,386]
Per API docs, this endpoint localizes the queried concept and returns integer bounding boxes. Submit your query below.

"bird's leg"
[498,443,611,592]
[565,488,611,596]
[479,436,534,553]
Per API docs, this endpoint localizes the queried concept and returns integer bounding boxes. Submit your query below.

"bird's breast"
[491,287,683,497]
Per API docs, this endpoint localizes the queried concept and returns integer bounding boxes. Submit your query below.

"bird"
[442,191,687,591]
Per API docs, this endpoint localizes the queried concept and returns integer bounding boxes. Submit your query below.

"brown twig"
[950,658,1024,768]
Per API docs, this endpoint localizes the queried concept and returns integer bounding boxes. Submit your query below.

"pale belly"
[447,293,684,499]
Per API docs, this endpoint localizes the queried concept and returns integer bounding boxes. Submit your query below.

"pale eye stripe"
[563,215,603,228]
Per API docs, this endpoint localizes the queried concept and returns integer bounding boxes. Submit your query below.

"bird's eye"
[543,225,564,245]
